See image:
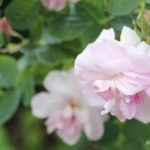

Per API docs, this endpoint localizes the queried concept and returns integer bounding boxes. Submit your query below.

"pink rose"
[31,70,104,145]
[0,17,12,37]
[75,26,150,123]
[41,0,79,11]
[41,0,67,11]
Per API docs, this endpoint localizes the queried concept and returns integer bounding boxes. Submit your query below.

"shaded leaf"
[5,0,39,30]
[0,56,19,88]
[0,90,20,124]
[107,0,139,16]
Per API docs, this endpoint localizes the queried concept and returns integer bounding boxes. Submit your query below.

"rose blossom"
[75,26,150,123]
[31,70,104,145]
[0,17,12,37]
[41,0,79,11]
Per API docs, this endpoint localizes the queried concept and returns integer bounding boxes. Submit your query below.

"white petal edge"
[95,28,115,43]
[120,26,141,46]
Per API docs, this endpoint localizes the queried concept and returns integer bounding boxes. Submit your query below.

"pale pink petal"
[56,119,82,145]
[45,114,62,134]
[84,107,104,140]
[75,39,126,81]
[93,80,110,92]
[116,72,150,95]
[81,83,105,107]
[44,70,82,98]
[120,26,141,46]
[95,28,115,43]
[99,59,132,75]
[101,99,115,115]
[62,105,73,119]
[102,97,126,122]
[31,92,65,118]
[116,78,145,95]
[43,70,70,94]
[120,99,136,119]
[41,0,67,11]
[135,91,150,123]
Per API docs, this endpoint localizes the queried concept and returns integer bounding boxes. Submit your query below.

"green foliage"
[123,120,150,150]
[0,0,149,149]
[48,15,85,41]
[0,56,19,88]
[5,0,39,30]
[107,0,139,16]
[0,0,3,6]
[0,90,20,124]
[0,33,4,48]
[0,126,12,150]
[21,75,35,107]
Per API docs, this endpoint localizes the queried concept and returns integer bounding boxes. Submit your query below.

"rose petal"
[120,26,141,46]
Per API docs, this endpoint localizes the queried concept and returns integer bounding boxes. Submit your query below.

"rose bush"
[0,0,150,150]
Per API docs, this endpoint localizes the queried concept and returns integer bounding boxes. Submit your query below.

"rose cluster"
[31,26,150,145]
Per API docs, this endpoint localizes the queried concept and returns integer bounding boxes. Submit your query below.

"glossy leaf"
[107,0,139,16]
[0,90,20,124]
[5,0,39,30]
[0,56,19,88]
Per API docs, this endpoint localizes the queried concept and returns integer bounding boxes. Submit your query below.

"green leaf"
[0,126,12,149]
[31,62,57,85]
[99,118,119,146]
[93,118,119,147]
[76,0,105,46]
[0,90,20,124]
[76,0,105,23]
[123,120,150,150]
[20,43,39,53]
[18,110,45,150]
[48,15,85,41]
[0,56,19,88]
[0,34,4,48]
[30,16,43,41]
[5,0,39,30]
[21,75,35,107]
[0,0,3,6]
[107,0,139,16]
[81,23,101,47]
[62,58,74,70]
[123,120,150,143]
[111,16,133,33]
[35,45,66,64]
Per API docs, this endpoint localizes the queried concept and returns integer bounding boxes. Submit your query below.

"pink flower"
[0,17,12,37]
[41,0,79,11]
[31,70,104,145]
[41,0,67,11]
[75,26,150,123]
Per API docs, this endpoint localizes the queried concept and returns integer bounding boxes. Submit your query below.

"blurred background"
[0,0,150,149]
